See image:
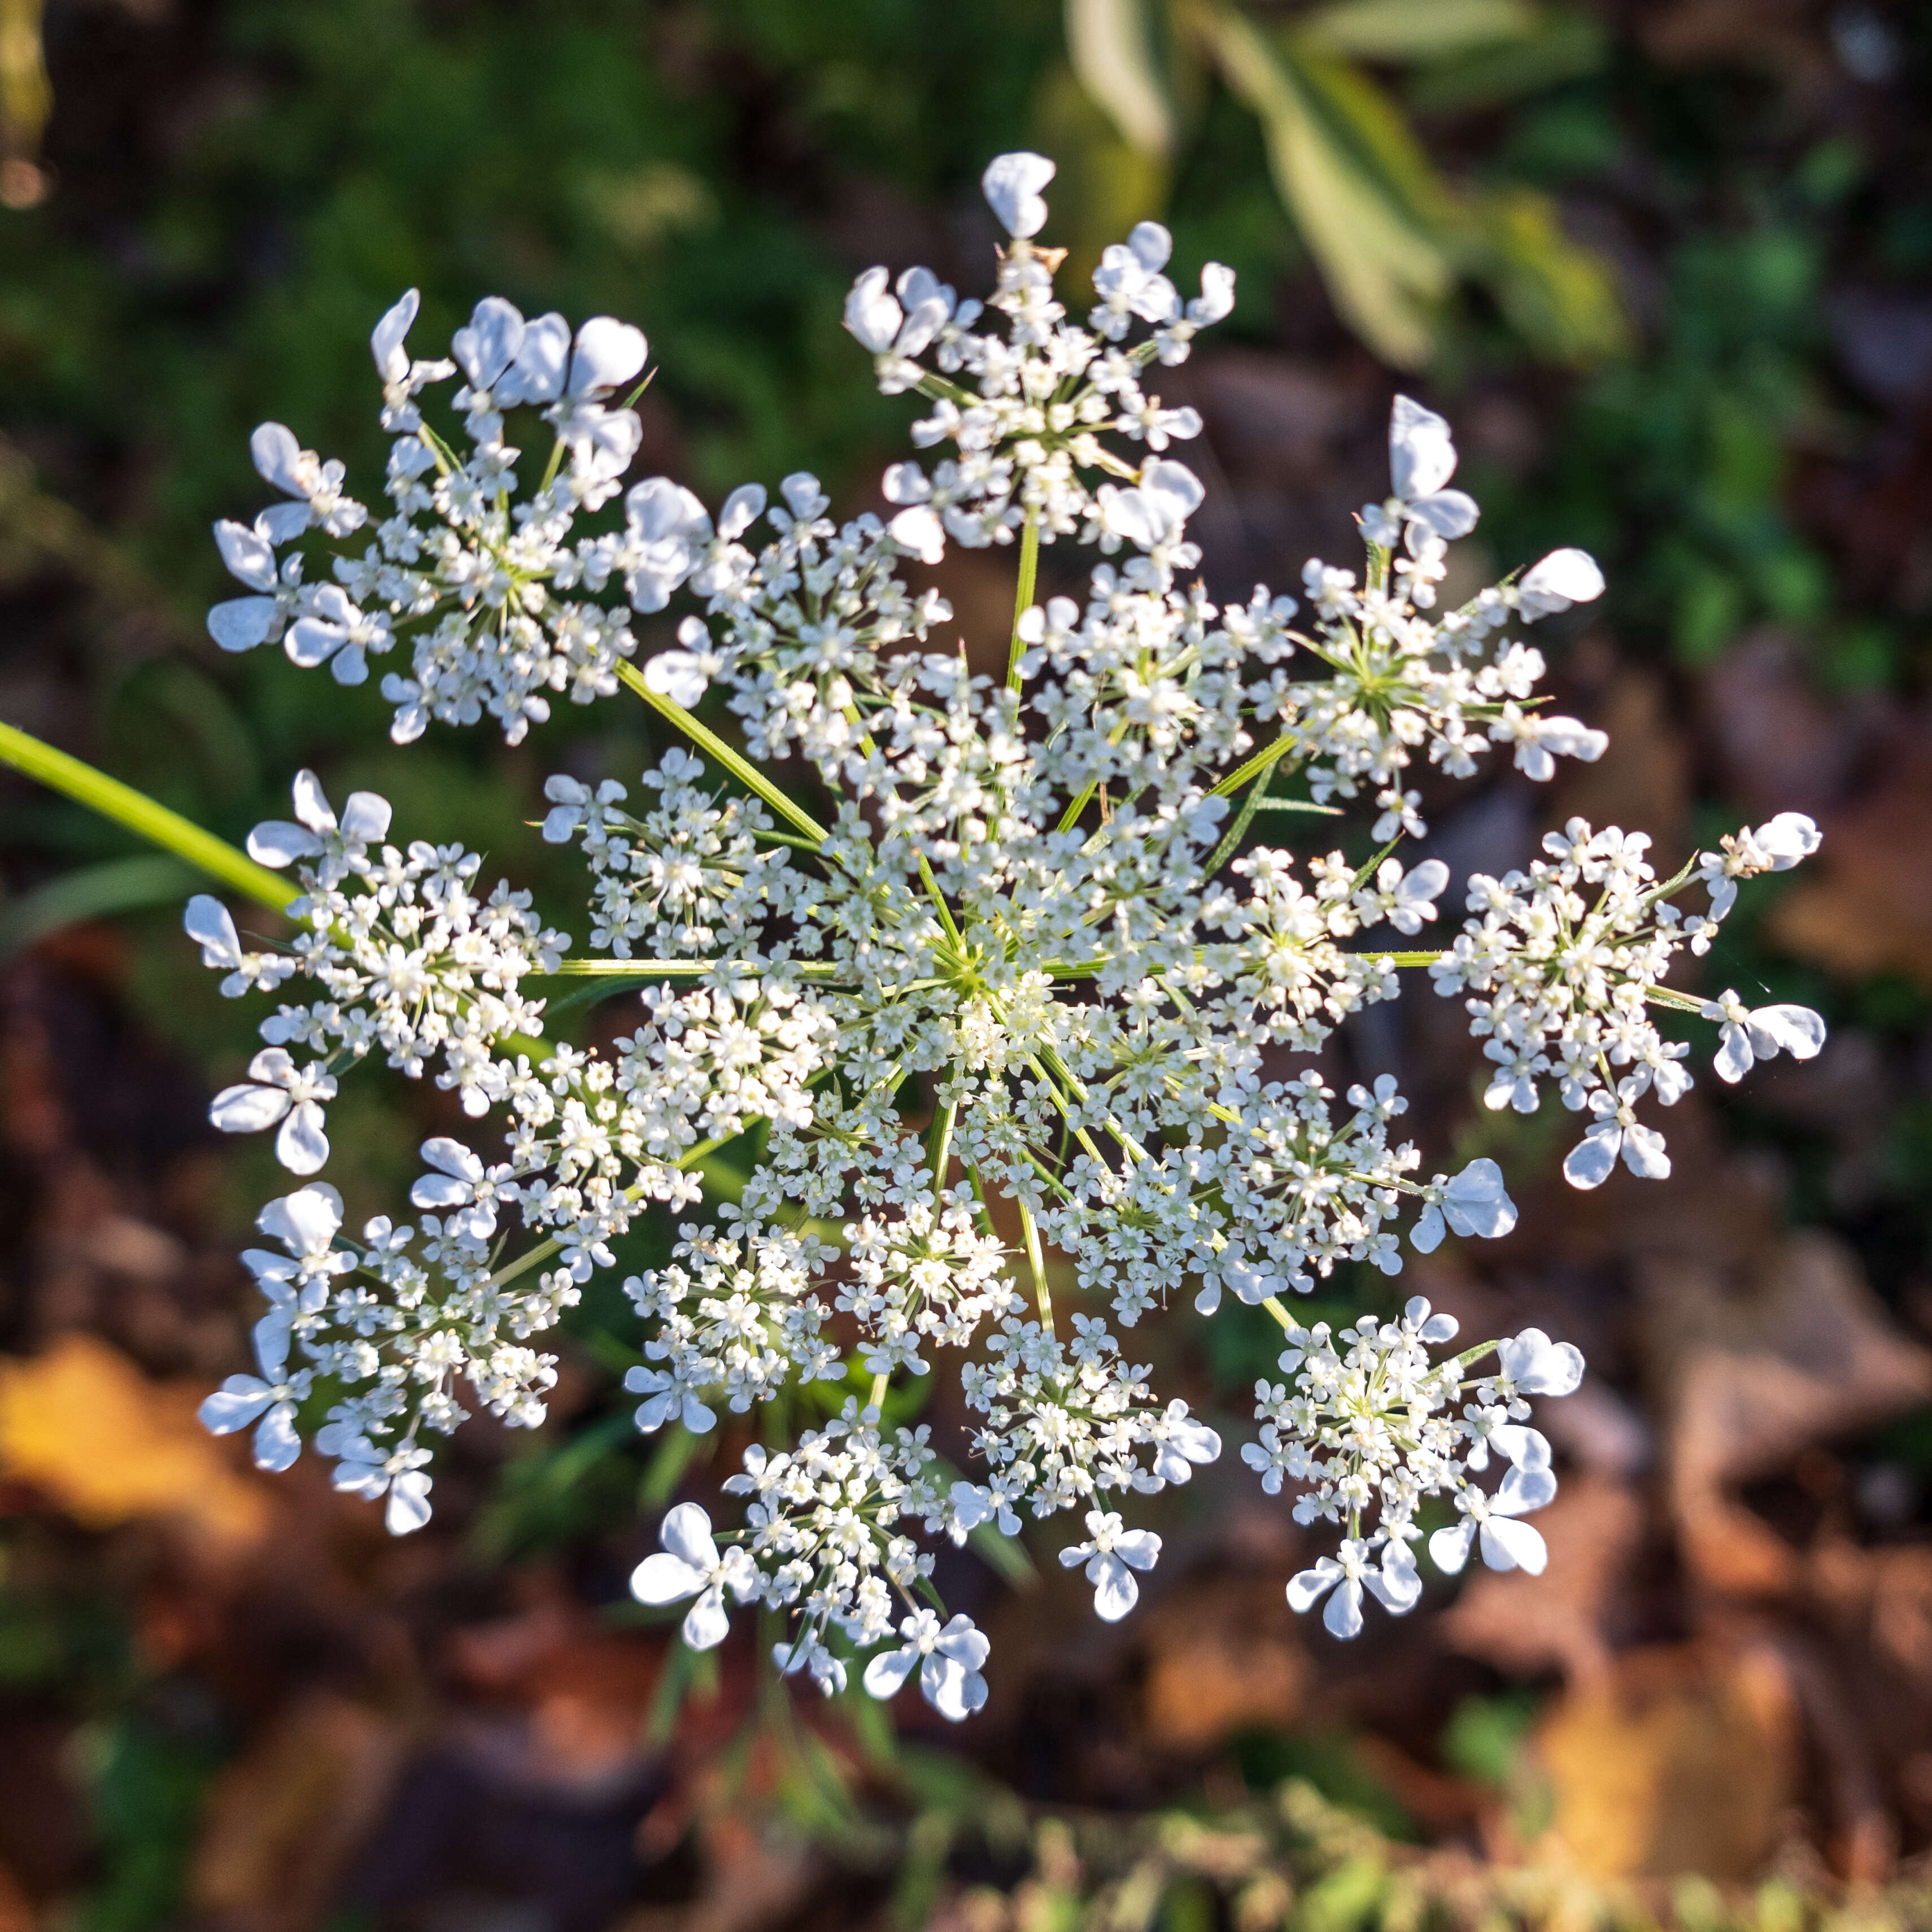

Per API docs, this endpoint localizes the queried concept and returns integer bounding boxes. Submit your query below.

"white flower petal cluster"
[1253,1301,1582,1637]
[188,770,568,1165]
[1429,814,1827,1187]
[189,151,1826,1699]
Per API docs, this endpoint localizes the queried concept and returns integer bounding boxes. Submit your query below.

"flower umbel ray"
[162,150,1825,1708]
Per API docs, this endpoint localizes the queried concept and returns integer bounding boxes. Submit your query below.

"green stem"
[1017,1195,1054,1336]
[616,661,828,845]
[926,1098,957,1192]
[1203,751,1275,879]
[0,719,296,913]
[1208,732,1298,800]
[1006,513,1040,694]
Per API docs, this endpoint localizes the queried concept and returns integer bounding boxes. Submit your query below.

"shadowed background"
[0,2,1930,1928]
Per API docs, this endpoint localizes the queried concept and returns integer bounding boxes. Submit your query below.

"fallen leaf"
[1766,722,1932,985]
[0,1332,269,1544]
[1533,1641,1798,1879]
[1138,1582,1309,1754]
[190,1691,413,1932]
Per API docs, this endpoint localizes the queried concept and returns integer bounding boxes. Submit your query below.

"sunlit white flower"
[862,1609,991,1721]
[198,1314,307,1471]
[1704,989,1828,1084]
[630,1502,760,1648]
[981,150,1056,238]
[1429,1463,1558,1576]
[409,1137,516,1243]
[210,1046,337,1173]
[1288,1539,1421,1638]
[1562,1078,1671,1188]
[1060,1508,1161,1621]
[1517,547,1606,619]
[1412,1159,1517,1250]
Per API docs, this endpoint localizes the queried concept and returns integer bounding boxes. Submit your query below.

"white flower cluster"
[187,152,1828,1704]
[198,1179,577,1531]
[1241,1299,1581,1637]
[188,769,566,1170]
[1431,812,1826,1187]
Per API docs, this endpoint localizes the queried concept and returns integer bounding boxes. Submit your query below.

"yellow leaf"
[0,1333,271,1545]
[1067,0,1177,156]
[1211,9,1450,367]
[1297,0,1539,63]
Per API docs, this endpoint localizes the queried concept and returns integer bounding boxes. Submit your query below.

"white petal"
[1490,1423,1551,1471]
[497,312,570,405]
[409,1175,472,1211]
[386,1471,434,1536]
[1429,1522,1476,1575]
[258,502,311,544]
[275,1102,331,1176]
[418,1136,483,1184]
[1480,1516,1547,1575]
[1620,1121,1672,1180]
[1562,1124,1620,1190]
[210,1083,291,1134]
[718,483,766,540]
[1113,1528,1162,1572]
[887,504,946,565]
[1754,812,1821,870]
[246,819,324,867]
[250,422,306,497]
[1410,1203,1445,1253]
[1389,395,1458,500]
[199,1377,274,1434]
[630,1551,705,1606]
[451,296,525,391]
[863,1646,917,1699]
[1497,1464,1559,1514]
[1713,1023,1754,1084]
[1517,547,1605,618]
[981,151,1056,239]
[570,316,648,396]
[1407,489,1480,540]
[208,597,278,652]
[1286,1560,1340,1612]
[214,518,280,592]
[183,895,242,966]
[935,1615,991,1671]
[642,651,708,709]
[1323,1577,1365,1639]
[681,1588,731,1651]
[1750,1004,1826,1062]
[263,1183,342,1252]
[1091,1553,1139,1622]
[1365,1552,1421,1615]
[370,287,420,382]
[338,790,394,844]
[658,1500,717,1569]
[252,1402,302,1473]
[921,1654,988,1722]
[843,267,903,353]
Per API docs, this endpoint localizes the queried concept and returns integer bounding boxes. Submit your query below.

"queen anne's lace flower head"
[185,151,1825,1699]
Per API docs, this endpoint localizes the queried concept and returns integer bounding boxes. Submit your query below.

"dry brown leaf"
[1533,1642,1799,1879]
[1669,1233,1932,1482]
[0,1332,270,1543]
[0,1863,30,1932]
[190,1691,413,1932]
[1439,1477,1645,1688]
[1768,727,1932,984]
[1139,1586,1308,1754]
